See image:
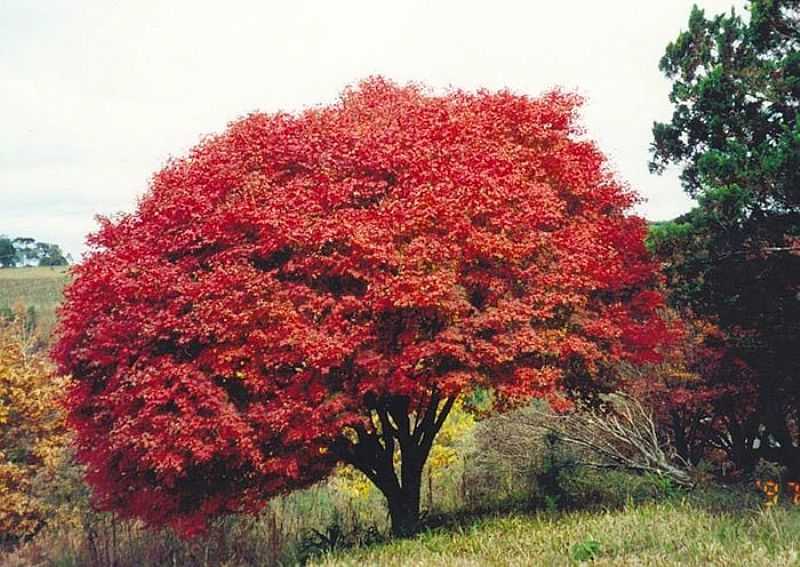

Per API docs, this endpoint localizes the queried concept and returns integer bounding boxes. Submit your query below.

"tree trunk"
[334,392,456,539]
[384,465,422,538]
[670,411,690,463]
[397,448,423,535]
[376,417,432,537]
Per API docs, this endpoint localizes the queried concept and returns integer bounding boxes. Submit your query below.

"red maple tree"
[54,78,668,537]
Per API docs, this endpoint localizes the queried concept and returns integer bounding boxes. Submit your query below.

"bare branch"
[533,393,695,487]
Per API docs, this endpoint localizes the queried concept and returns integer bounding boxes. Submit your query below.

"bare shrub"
[462,401,574,508]
[535,393,695,487]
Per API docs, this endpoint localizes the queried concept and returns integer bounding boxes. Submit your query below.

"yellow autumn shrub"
[425,400,474,476]
[0,316,68,545]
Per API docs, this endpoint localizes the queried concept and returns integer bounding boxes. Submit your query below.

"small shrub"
[753,459,787,484]
[570,538,602,562]
[563,468,689,510]
[530,431,579,509]
[462,401,555,509]
[0,317,69,548]
[292,514,384,565]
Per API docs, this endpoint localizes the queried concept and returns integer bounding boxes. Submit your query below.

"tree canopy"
[0,239,15,268]
[650,0,800,471]
[0,237,68,268]
[54,79,668,537]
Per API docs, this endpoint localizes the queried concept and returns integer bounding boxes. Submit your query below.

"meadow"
[0,266,69,339]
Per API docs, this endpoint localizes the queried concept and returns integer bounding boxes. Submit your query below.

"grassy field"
[313,492,800,567]
[0,266,70,280]
[0,266,69,308]
[0,266,70,339]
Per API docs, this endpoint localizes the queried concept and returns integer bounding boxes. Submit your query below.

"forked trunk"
[334,393,457,539]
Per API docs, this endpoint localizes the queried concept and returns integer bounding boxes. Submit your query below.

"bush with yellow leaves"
[0,316,68,547]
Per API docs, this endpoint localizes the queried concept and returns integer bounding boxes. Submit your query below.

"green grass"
[312,491,800,567]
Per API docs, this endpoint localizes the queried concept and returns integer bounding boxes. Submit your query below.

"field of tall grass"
[0,266,69,341]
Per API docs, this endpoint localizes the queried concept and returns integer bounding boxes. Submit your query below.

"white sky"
[1,0,746,260]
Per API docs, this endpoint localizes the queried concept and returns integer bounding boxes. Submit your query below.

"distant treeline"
[0,235,70,267]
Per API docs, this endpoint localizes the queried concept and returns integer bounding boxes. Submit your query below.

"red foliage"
[53,78,667,535]
[625,313,759,468]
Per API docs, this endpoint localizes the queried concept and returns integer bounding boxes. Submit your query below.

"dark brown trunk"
[670,411,690,463]
[727,413,754,472]
[377,422,429,537]
[334,393,456,539]
[384,461,422,538]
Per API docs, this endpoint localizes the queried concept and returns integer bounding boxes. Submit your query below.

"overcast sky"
[1,0,746,260]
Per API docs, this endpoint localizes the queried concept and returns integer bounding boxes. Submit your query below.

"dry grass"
[0,266,70,342]
[0,266,70,281]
